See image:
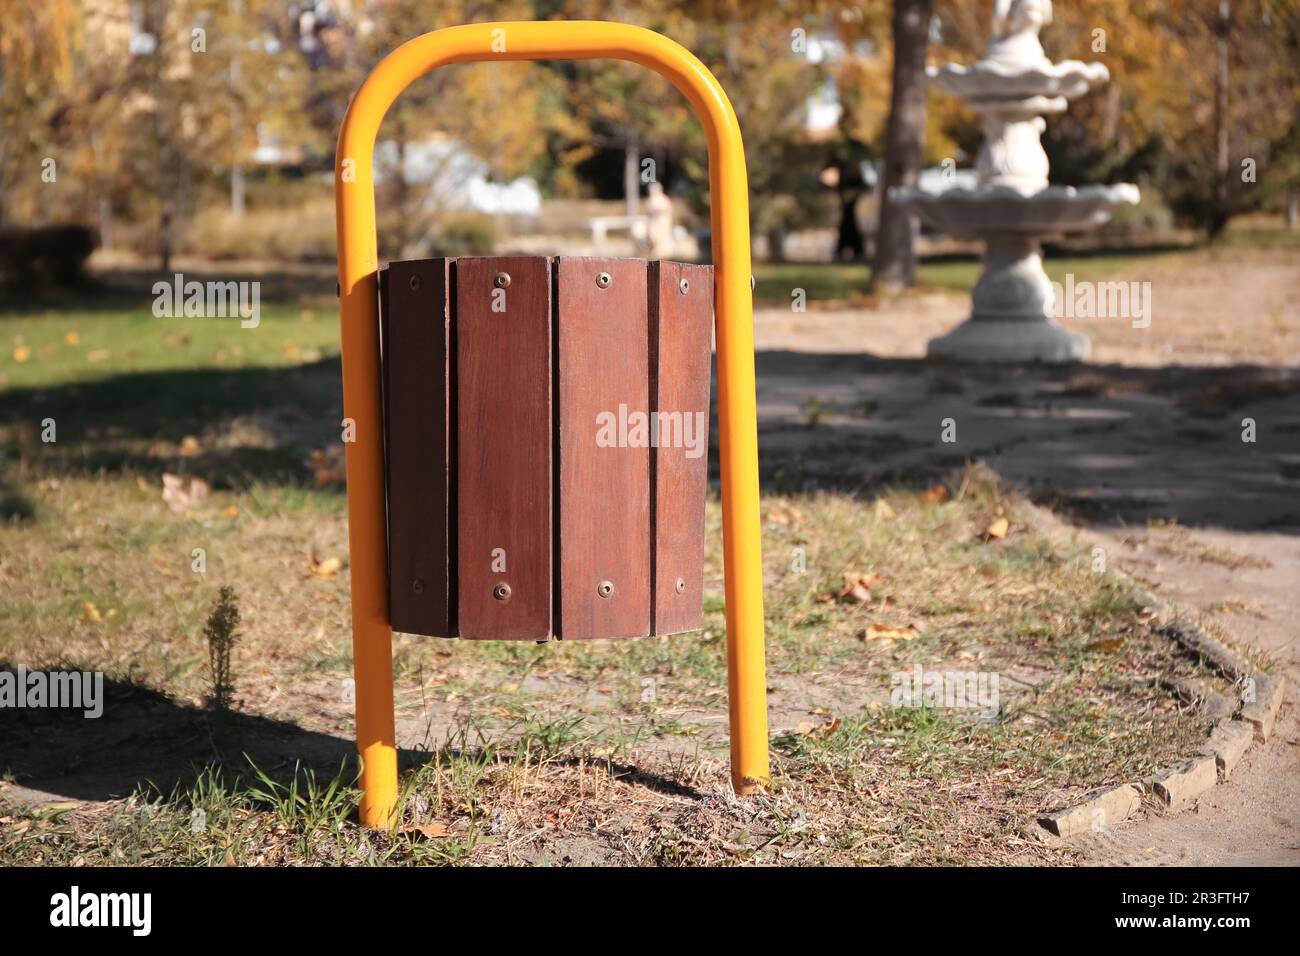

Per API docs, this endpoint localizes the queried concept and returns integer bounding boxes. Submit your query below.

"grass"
[0,463,1220,865]
[752,250,1170,306]
[0,270,1233,866]
[752,222,1300,308]
[0,299,340,392]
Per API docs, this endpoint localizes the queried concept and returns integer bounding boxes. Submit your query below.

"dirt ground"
[752,243,1299,865]
[2,241,1295,865]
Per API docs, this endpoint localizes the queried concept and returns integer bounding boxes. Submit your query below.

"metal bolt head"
[596,271,612,289]
[494,272,511,289]
[678,277,689,294]
[493,582,511,601]
[409,274,422,291]
[750,274,756,291]
[675,577,686,594]
[597,580,614,598]
[412,577,425,594]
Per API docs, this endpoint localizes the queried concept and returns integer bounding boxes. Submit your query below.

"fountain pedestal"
[928,232,1087,362]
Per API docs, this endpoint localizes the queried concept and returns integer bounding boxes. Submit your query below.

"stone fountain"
[895,0,1139,362]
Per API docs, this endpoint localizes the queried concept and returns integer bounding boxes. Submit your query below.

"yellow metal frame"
[335,20,768,828]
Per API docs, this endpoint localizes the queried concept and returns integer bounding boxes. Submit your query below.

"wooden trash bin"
[380,255,713,643]
[337,21,771,826]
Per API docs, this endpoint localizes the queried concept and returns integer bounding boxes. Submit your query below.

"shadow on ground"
[4,349,1299,532]
[0,665,358,802]
[0,358,342,505]
[753,351,1300,532]
[0,664,705,807]
[0,264,338,316]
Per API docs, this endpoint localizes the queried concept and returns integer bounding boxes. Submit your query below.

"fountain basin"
[929,59,1109,101]
[892,183,1140,235]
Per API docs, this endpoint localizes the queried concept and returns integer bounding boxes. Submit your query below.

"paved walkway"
[750,251,1299,865]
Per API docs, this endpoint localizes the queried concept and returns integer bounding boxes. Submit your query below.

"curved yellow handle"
[335,21,768,827]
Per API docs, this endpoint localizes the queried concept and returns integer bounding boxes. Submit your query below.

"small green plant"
[800,394,833,428]
[204,585,241,719]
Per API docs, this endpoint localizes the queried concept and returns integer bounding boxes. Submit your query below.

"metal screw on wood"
[494,272,511,288]
[675,577,686,594]
[412,577,425,594]
[409,274,422,290]
[597,580,614,598]
[678,277,689,294]
[493,582,511,601]
[596,271,612,289]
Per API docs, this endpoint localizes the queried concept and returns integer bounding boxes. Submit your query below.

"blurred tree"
[688,1,834,261]
[932,0,1300,236]
[0,0,78,227]
[337,0,552,258]
[871,0,932,293]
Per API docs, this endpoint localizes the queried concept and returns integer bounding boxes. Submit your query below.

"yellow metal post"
[335,21,769,827]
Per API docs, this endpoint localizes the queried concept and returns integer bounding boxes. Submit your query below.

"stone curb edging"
[1010,501,1288,841]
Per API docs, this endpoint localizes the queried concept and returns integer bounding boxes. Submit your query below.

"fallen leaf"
[497,682,520,694]
[765,503,805,525]
[309,554,343,578]
[837,570,881,604]
[179,435,202,457]
[223,504,241,518]
[82,601,102,623]
[87,348,111,362]
[918,484,949,505]
[405,822,451,840]
[161,473,210,512]
[12,345,30,363]
[1085,637,1125,652]
[64,330,80,346]
[797,717,841,737]
[984,516,1009,540]
[872,498,896,521]
[39,800,81,815]
[859,623,919,644]
[308,447,347,488]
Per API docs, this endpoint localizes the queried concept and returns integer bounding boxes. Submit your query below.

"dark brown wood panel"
[382,258,454,637]
[649,261,713,635]
[455,256,552,640]
[555,257,651,640]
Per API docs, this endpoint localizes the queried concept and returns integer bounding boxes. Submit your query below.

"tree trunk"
[230,0,245,217]
[871,0,932,294]
[624,134,640,219]
[1211,1,1231,238]
[766,228,786,263]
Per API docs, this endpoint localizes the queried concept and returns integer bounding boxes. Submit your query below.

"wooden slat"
[382,258,454,637]
[555,257,651,640]
[649,261,713,635]
[455,256,552,640]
